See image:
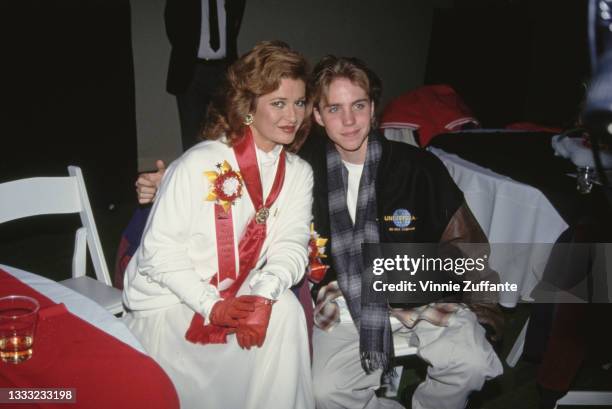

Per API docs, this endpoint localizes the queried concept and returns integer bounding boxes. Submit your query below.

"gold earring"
[243,114,254,126]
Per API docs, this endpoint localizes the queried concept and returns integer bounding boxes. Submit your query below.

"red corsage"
[204,161,243,212]
[308,223,329,283]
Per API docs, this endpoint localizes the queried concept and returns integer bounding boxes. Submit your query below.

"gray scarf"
[327,132,393,373]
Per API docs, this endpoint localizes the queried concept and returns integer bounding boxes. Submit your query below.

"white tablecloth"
[429,147,569,307]
[0,263,145,353]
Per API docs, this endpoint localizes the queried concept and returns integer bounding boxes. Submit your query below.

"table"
[0,264,144,353]
[429,147,569,307]
[429,131,611,304]
[429,131,591,223]
[0,265,179,409]
[429,132,612,404]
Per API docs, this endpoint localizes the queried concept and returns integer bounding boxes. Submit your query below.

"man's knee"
[312,350,351,409]
[313,375,359,409]
[313,374,336,407]
[453,345,502,389]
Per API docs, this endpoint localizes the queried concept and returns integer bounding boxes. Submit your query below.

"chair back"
[0,166,111,286]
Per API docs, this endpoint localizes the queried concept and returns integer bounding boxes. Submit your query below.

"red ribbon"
[185,128,286,344]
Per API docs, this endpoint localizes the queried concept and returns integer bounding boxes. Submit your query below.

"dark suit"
[164,0,246,150]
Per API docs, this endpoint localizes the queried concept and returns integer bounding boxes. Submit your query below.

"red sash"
[185,128,286,344]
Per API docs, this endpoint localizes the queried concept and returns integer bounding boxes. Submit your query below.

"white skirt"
[124,290,314,409]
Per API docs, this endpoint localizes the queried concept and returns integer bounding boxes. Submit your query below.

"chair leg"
[555,391,612,406]
[72,227,87,277]
[506,318,529,368]
[382,365,404,398]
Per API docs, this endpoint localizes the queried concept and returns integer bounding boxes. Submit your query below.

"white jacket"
[123,139,313,321]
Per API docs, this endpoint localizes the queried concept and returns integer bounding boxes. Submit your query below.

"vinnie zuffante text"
[370,255,518,293]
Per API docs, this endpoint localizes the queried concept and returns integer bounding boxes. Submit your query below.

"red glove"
[209,295,258,328]
[235,296,274,349]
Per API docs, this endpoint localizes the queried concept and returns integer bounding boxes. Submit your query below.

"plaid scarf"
[327,132,393,374]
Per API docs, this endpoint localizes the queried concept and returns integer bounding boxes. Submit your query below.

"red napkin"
[0,269,179,409]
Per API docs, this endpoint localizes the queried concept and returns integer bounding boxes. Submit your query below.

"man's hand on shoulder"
[136,159,166,204]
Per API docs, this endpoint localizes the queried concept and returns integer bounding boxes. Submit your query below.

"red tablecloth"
[0,269,179,409]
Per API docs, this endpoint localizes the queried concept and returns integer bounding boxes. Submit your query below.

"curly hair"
[201,41,311,152]
[310,55,382,116]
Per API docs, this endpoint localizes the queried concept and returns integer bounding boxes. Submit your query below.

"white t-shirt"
[343,160,364,224]
[337,160,364,323]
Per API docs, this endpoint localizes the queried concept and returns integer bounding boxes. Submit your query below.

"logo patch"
[392,209,412,228]
[383,208,416,232]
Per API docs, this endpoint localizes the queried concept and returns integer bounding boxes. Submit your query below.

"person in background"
[123,41,315,409]
[165,0,246,150]
[122,0,244,282]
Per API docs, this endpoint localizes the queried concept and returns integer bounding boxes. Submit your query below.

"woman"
[122,41,315,409]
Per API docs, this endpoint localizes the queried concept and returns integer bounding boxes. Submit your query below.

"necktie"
[209,0,220,52]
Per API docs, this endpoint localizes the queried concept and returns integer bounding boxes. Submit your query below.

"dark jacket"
[164,0,246,94]
[299,130,499,305]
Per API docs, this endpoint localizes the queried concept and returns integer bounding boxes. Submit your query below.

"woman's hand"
[235,297,275,349]
[208,295,259,328]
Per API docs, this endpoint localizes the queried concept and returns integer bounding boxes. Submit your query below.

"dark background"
[0,0,589,208]
[1,0,137,277]
[426,0,589,128]
[1,0,137,209]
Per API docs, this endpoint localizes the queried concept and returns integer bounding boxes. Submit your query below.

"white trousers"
[124,289,314,409]
[312,307,503,409]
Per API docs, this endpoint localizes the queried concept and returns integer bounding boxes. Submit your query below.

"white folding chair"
[507,318,612,408]
[0,166,122,314]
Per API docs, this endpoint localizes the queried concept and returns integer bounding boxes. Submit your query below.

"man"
[298,56,504,409]
[134,55,505,409]
[165,0,245,150]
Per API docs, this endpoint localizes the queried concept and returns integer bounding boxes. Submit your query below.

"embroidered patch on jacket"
[383,208,416,232]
